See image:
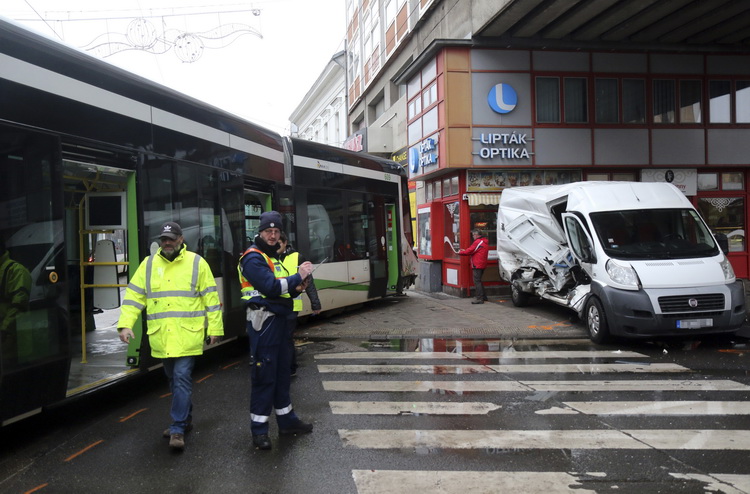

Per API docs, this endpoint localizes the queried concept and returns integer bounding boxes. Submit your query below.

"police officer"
[238,211,313,450]
[118,221,224,451]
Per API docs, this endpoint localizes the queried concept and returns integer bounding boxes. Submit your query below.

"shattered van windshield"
[591,208,720,260]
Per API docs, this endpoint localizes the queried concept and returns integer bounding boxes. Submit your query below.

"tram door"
[62,161,135,387]
[366,195,389,299]
[0,128,68,424]
[385,204,399,292]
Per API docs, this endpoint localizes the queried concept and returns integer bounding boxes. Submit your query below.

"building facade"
[289,57,348,147]
[341,0,750,296]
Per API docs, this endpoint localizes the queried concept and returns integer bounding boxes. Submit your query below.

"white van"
[497,181,746,343]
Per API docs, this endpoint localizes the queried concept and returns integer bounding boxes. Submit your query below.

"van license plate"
[676,319,713,329]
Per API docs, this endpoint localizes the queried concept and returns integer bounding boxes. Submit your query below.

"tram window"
[307,191,343,263]
[347,195,369,260]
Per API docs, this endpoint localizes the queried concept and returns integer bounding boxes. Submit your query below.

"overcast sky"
[2,0,347,134]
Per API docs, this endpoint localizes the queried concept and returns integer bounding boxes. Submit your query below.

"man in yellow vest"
[238,211,313,450]
[278,232,321,376]
[0,237,31,369]
[117,221,224,451]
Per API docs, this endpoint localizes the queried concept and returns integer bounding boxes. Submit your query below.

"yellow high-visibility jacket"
[279,251,303,312]
[0,251,31,332]
[118,244,224,359]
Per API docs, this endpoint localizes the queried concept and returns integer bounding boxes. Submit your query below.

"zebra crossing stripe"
[339,429,750,450]
[540,401,750,415]
[323,380,529,392]
[317,363,688,374]
[670,473,750,493]
[315,350,647,359]
[322,379,749,392]
[330,401,501,415]
[351,470,750,493]
[352,470,595,494]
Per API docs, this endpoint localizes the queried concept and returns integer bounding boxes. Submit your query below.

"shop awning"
[466,193,501,206]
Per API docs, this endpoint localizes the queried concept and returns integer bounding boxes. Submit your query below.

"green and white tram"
[0,18,416,426]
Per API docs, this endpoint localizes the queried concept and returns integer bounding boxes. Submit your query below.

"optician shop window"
[469,207,497,252]
[696,172,745,252]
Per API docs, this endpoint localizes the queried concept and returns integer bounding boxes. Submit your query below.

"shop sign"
[641,168,697,196]
[471,129,533,164]
[409,133,439,176]
[343,128,367,152]
[488,83,518,114]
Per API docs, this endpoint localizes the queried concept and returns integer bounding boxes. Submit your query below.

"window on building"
[595,78,618,124]
[536,77,560,123]
[385,0,396,27]
[737,80,750,123]
[349,35,360,82]
[408,96,422,119]
[697,172,746,253]
[698,195,746,253]
[442,178,451,196]
[407,74,421,100]
[416,181,425,205]
[653,79,676,123]
[370,93,385,120]
[585,171,636,181]
[408,119,422,145]
[406,56,439,146]
[422,57,436,83]
[444,201,460,259]
[432,179,441,199]
[370,16,380,58]
[469,209,497,250]
[363,11,372,57]
[709,80,732,123]
[623,79,646,124]
[680,80,702,123]
[418,209,431,256]
[423,82,437,108]
[422,107,438,136]
[564,77,588,123]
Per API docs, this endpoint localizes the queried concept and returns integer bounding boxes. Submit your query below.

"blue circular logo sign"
[488,83,518,114]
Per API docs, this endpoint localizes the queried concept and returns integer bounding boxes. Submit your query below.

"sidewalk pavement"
[296,288,750,341]
[296,289,589,340]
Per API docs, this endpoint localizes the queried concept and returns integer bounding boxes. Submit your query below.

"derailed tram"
[0,18,417,426]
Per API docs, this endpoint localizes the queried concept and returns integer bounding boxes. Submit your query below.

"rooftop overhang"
[475,0,750,53]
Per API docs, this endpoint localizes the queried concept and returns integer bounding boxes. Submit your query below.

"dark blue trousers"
[248,313,297,435]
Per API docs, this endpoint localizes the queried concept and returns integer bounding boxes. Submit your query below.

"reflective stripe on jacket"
[238,247,279,303]
[117,244,224,359]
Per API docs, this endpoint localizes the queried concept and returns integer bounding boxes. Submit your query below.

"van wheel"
[510,283,530,307]
[586,297,610,344]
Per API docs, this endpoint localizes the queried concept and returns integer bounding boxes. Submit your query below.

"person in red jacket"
[458,229,489,304]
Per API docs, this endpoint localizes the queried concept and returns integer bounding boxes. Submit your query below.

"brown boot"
[169,433,185,450]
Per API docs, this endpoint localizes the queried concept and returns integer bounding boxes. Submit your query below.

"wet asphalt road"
[1,292,750,493]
